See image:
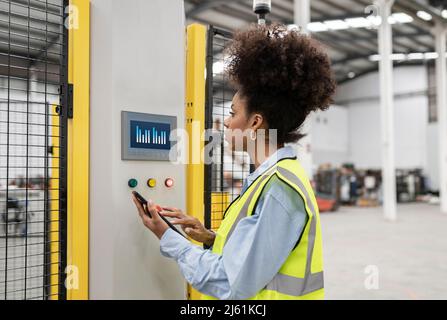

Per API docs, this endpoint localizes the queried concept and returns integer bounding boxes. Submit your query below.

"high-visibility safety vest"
[201,157,324,300]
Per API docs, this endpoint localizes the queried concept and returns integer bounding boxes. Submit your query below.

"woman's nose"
[223,117,230,129]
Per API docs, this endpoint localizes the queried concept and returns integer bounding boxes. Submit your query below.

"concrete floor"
[2,199,446,300]
[321,203,447,300]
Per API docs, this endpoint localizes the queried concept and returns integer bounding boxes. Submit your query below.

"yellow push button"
[147,178,157,188]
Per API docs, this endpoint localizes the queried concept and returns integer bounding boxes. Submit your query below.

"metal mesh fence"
[0,0,67,300]
[204,26,253,232]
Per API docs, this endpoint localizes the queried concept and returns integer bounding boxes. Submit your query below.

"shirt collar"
[243,145,297,191]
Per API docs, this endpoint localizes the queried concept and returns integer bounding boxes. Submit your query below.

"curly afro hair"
[226,23,336,144]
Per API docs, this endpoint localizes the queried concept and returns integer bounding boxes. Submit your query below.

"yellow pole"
[66,0,90,300]
[185,24,207,300]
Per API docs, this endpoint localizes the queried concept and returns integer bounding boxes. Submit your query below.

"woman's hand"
[160,207,216,247]
[132,195,169,240]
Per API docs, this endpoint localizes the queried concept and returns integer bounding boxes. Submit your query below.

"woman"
[132,23,336,300]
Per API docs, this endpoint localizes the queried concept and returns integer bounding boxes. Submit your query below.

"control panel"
[90,0,186,299]
[123,111,179,213]
[127,177,175,189]
[121,111,177,161]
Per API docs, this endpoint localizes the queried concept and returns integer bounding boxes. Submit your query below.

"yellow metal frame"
[67,0,90,300]
[185,24,207,300]
[49,0,89,300]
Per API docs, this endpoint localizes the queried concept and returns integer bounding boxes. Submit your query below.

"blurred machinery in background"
[339,164,359,205]
[314,165,428,210]
[314,165,340,212]
[396,169,426,203]
[356,169,382,207]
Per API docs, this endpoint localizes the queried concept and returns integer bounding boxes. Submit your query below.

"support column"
[294,0,310,33]
[293,0,313,178]
[434,24,447,213]
[377,0,397,221]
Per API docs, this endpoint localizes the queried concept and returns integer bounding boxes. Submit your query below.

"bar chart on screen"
[135,126,167,145]
[130,120,171,150]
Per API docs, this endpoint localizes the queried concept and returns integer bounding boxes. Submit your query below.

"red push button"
[165,178,174,188]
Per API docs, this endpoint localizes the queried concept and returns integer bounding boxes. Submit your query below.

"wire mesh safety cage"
[0,0,68,300]
[204,26,254,232]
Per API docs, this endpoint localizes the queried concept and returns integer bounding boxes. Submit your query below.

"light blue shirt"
[159,146,308,300]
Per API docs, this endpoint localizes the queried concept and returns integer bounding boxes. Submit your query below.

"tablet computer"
[132,191,185,238]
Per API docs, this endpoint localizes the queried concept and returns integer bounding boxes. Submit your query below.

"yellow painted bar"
[67,0,90,300]
[185,24,207,300]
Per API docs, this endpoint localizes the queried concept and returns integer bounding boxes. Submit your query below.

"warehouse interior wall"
[89,0,186,299]
[311,106,349,168]
[347,95,428,169]
[328,65,438,191]
[336,65,428,101]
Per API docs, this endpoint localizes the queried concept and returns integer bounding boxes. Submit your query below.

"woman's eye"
[229,112,235,117]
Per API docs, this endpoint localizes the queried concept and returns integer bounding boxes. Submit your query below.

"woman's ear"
[250,113,265,130]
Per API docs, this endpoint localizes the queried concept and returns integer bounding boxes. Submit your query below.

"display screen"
[130,120,171,150]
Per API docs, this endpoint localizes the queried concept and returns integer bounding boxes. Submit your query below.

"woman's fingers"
[160,213,198,227]
[184,227,200,238]
[169,218,192,226]
[159,211,183,218]
[161,206,179,212]
[146,200,160,220]
[132,197,153,227]
[132,196,146,219]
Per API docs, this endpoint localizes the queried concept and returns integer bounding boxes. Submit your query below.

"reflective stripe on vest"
[203,160,324,299]
[264,166,323,296]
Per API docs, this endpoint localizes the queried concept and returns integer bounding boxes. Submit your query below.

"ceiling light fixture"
[345,17,371,28]
[307,22,329,32]
[306,12,413,33]
[324,20,350,30]
[416,11,433,21]
[390,12,414,24]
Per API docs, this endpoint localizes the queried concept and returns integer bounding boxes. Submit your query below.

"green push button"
[128,179,138,188]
